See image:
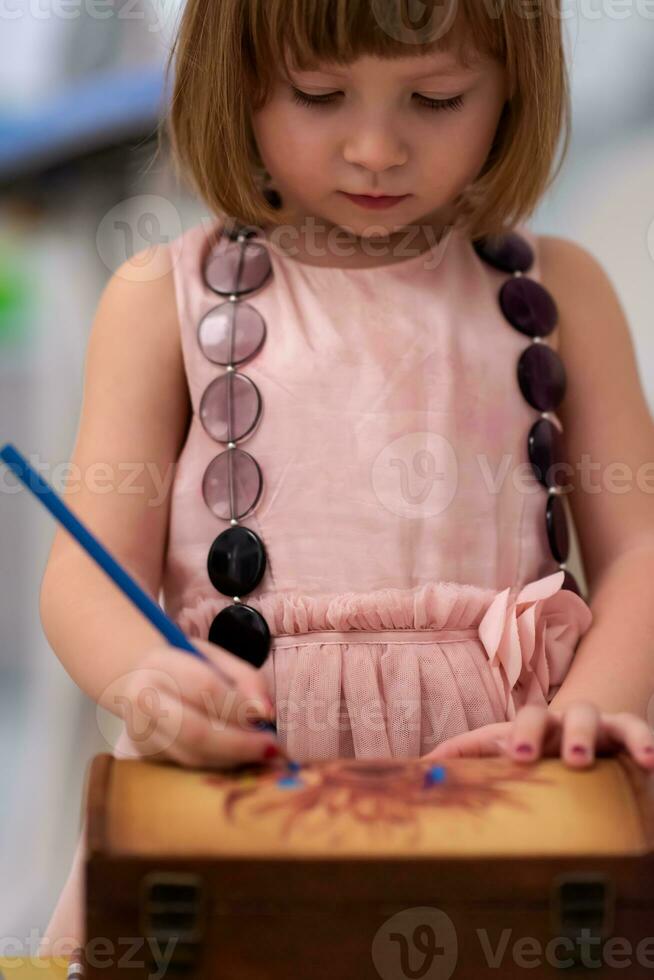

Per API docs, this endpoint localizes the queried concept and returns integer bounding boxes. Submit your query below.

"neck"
[260,205,457,271]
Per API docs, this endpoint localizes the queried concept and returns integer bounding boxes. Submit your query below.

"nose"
[342,118,408,174]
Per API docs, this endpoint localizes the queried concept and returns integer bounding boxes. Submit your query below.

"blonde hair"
[160,0,571,241]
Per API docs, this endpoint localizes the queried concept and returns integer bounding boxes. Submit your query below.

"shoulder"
[536,232,634,363]
[92,243,182,371]
[98,243,177,323]
[537,233,615,303]
[89,243,186,415]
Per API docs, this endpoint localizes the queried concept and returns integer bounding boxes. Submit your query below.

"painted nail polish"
[515,743,533,755]
[263,743,281,759]
[570,745,588,756]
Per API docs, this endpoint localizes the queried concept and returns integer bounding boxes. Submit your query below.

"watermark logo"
[97,667,183,757]
[372,907,458,979]
[96,194,182,281]
[371,431,459,519]
[371,0,459,45]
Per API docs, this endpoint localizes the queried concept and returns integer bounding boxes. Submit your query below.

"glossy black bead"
[208,603,271,668]
[528,418,566,490]
[545,494,569,564]
[561,568,582,598]
[517,343,567,412]
[207,526,266,597]
[473,232,534,274]
[499,276,558,338]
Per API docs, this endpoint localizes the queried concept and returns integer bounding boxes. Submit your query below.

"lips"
[340,192,410,209]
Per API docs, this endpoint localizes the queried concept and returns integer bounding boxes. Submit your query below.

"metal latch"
[550,873,615,965]
[139,872,207,973]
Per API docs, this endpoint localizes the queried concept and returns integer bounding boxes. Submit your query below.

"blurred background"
[0,4,652,956]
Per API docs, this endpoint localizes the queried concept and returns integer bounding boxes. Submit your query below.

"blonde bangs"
[162,0,570,241]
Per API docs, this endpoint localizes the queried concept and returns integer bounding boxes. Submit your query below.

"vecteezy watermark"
[11,929,178,979]
[100,686,481,745]
[372,908,654,976]
[262,214,453,271]
[0,0,171,34]
[370,434,654,520]
[97,662,270,757]
[95,201,454,276]
[369,0,654,45]
[0,452,178,508]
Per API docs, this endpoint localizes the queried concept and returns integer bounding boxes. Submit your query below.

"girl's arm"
[539,234,654,719]
[39,244,192,716]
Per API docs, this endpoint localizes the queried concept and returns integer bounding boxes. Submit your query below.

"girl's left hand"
[420,701,654,770]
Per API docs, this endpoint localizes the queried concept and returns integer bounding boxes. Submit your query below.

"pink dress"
[162,217,593,760]
[40,217,593,955]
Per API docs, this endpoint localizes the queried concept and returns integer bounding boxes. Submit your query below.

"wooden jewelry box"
[79,751,654,979]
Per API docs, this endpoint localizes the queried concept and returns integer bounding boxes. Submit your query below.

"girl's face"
[251,48,508,253]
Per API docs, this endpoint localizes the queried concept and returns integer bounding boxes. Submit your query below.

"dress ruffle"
[174,571,592,760]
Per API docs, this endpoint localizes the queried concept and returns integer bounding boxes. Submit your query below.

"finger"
[151,646,273,734]
[599,713,654,768]
[424,724,509,760]
[194,638,275,718]
[508,705,552,762]
[130,688,284,769]
[558,701,601,768]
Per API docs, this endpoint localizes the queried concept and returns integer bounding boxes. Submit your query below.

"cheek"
[253,106,325,176]
[440,102,505,180]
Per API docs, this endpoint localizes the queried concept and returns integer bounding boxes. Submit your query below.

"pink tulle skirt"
[177,570,593,761]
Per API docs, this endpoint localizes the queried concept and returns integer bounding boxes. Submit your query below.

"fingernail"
[515,743,533,755]
[262,743,281,759]
[642,746,654,755]
[570,744,588,756]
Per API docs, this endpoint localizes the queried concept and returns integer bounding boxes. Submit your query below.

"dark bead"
[545,494,569,564]
[207,526,266,596]
[527,418,566,490]
[208,603,271,668]
[561,568,582,597]
[499,276,558,338]
[473,232,534,274]
[517,343,567,412]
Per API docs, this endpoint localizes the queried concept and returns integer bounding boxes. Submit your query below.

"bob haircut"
[161,0,571,242]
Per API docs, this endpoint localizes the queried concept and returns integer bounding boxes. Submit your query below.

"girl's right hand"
[109,638,284,770]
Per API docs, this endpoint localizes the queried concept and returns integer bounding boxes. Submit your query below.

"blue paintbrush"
[0,442,279,739]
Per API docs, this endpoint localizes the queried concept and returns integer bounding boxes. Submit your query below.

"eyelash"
[291,87,465,113]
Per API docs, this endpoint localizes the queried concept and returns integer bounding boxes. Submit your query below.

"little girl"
[39,0,654,964]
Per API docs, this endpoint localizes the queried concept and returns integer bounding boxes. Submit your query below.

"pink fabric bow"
[478,570,594,720]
